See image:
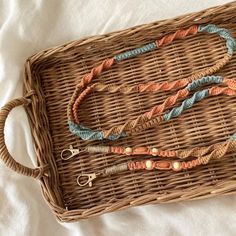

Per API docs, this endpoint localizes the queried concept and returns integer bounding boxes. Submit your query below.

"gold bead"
[151,148,158,156]
[125,147,132,155]
[145,160,153,170]
[172,161,182,171]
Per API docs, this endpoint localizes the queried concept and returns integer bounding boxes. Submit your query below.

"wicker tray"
[1,1,236,222]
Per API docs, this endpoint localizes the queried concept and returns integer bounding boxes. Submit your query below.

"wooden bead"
[125,147,133,155]
[172,161,182,171]
[133,147,148,153]
[151,148,158,156]
[156,161,171,169]
[145,160,154,170]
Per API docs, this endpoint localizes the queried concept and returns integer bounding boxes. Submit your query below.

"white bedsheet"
[0,0,236,235]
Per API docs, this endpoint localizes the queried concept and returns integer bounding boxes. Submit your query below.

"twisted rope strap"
[69,75,236,140]
[67,24,236,141]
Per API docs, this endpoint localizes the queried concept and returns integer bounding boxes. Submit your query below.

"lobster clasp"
[77,173,97,187]
[61,145,80,160]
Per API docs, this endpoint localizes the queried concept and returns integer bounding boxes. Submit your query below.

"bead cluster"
[122,146,176,157]
[83,141,234,174]
[127,160,183,171]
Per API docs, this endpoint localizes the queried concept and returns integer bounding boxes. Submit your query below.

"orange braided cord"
[109,140,234,162]
[223,78,236,89]
[91,75,236,95]
[137,79,189,92]
[68,23,235,142]
[109,142,234,175]
[109,140,234,160]
[127,142,234,172]
[156,25,198,47]
[90,75,236,96]
[145,88,189,119]
[102,83,236,138]
[71,80,236,138]
[128,161,146,170]
[181,159,200,170]
[68,58,114,121]
[209,86,236,96]
[92,79,189,94]
[79,58,115,88]
[155,150,177,157]
[102,88,189,138]
[110,146,125,154]
[73,86,94,124]
[69,26,232,125]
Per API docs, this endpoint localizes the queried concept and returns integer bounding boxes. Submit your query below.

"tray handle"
[0,97,46,179]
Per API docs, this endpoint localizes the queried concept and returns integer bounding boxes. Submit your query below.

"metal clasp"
[61,145,80,160]
[77,173,97,187]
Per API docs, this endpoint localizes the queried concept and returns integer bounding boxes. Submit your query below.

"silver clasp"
[77,173,97,187]
[61,145,80,160]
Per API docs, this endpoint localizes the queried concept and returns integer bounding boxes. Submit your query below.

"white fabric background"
[0,0,236,235]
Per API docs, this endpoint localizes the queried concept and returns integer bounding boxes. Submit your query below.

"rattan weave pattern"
[1,1,236,222]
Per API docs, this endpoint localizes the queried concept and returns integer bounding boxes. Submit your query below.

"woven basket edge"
[55,181,236,222]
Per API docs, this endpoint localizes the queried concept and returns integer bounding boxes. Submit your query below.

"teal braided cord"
[114,42,157,62]
[198,24,236,55]
[163,89,209,121]
[186,75,223,91]
[68,121,127,140]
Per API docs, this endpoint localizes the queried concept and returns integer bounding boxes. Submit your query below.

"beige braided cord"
[178,140,236,163]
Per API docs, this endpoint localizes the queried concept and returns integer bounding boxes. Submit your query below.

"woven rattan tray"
[1,2,236,222]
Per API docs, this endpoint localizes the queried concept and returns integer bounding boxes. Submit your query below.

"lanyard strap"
[67,24,236,141]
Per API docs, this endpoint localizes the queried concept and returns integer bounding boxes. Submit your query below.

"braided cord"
[102,77,235,138]
[68,24,236,141]
[198,24,236,55]
[69,77,236,140]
